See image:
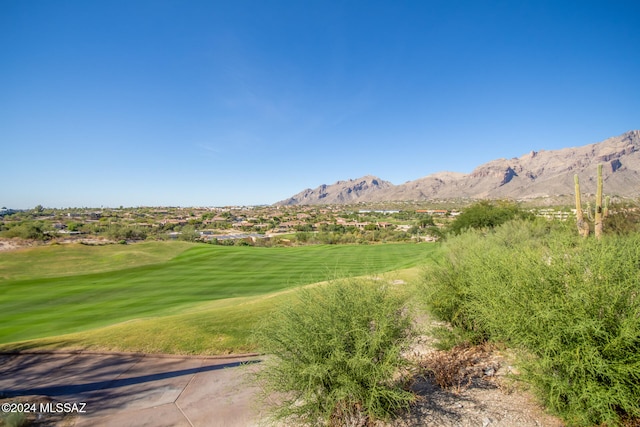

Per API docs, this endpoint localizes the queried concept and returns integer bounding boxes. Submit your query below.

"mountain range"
[276,130,640,205]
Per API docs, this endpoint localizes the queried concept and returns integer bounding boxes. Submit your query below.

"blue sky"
[2,0,639,208]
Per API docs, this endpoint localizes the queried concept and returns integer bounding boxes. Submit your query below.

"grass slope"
[0,241,196,281]
[0,243,434,349]
[3,268,422,355]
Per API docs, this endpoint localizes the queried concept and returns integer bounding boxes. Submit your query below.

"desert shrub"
[604,202,640,235]
[448,200,533,235]
[254,279,415,426]
[0,223,46,240]
[106,225,147,241]
[295,231,311,243]
[177,225,200,242]
[424,219,640,425]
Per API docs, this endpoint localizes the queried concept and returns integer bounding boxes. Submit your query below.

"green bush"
[448,200,532,235]
[0,411,29,427]
[254,279,415,426]
[106,225,147,241]
[604,202,640,235]
[0,223,46,240]
[424,219,640,426]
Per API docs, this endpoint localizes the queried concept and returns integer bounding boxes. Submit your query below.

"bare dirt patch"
[0,238,44,252]
[390,378,563,427]
[382,318,565,427]
[0,237,117,253]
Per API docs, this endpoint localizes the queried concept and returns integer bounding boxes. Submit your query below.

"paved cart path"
[0,352,263,427]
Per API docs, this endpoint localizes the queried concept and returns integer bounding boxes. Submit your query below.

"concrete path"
[0,352,265,426]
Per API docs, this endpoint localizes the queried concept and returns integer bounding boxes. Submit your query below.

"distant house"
[416,209,448,216]
[232,220,253,228]
[202,216,231,227]
[377,222,395,229]
[358,210,400,214]
[278,220,305,229]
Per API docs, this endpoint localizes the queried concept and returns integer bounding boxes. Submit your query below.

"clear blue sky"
[2,0,639,208]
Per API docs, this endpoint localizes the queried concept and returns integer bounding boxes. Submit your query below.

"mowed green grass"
[0,243,435,351]
[0,241,196,281]
[1,269,420,355]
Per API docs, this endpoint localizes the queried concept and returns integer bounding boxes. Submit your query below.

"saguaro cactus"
[574,165,606,239]
[594,164,603,239]
[574,174,589,237]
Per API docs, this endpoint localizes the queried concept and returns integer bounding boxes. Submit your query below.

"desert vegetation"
[447,199,534,235]
[254,279,415,426]
[3,199,640,426]
[424,217,640,426]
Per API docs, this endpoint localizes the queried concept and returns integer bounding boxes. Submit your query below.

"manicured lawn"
[0,241,196,281]
[1,269,420,355]
[0,243,436,348]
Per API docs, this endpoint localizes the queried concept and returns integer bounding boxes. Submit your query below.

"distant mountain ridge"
[275,130,640,205]
[277,175,394,205]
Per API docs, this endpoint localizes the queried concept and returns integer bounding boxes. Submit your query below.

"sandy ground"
[0,237,117,252]
[0,238,40,252]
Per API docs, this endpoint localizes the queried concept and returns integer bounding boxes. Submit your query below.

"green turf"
[0,241,196,281]
[0,243,436,346]
[1,269,423,355]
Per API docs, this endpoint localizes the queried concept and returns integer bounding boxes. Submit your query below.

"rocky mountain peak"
[276,175,393,206]
[276,131,640,205]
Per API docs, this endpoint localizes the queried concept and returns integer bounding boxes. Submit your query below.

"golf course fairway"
[0,242,435,354]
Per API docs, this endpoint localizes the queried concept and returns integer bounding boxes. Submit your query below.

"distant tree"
[416,215,435,228]
[179,225,200,241]
[295,232,310,243]
[67,222,80,232]
[294,224,314,232]
[449,200,532,235]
